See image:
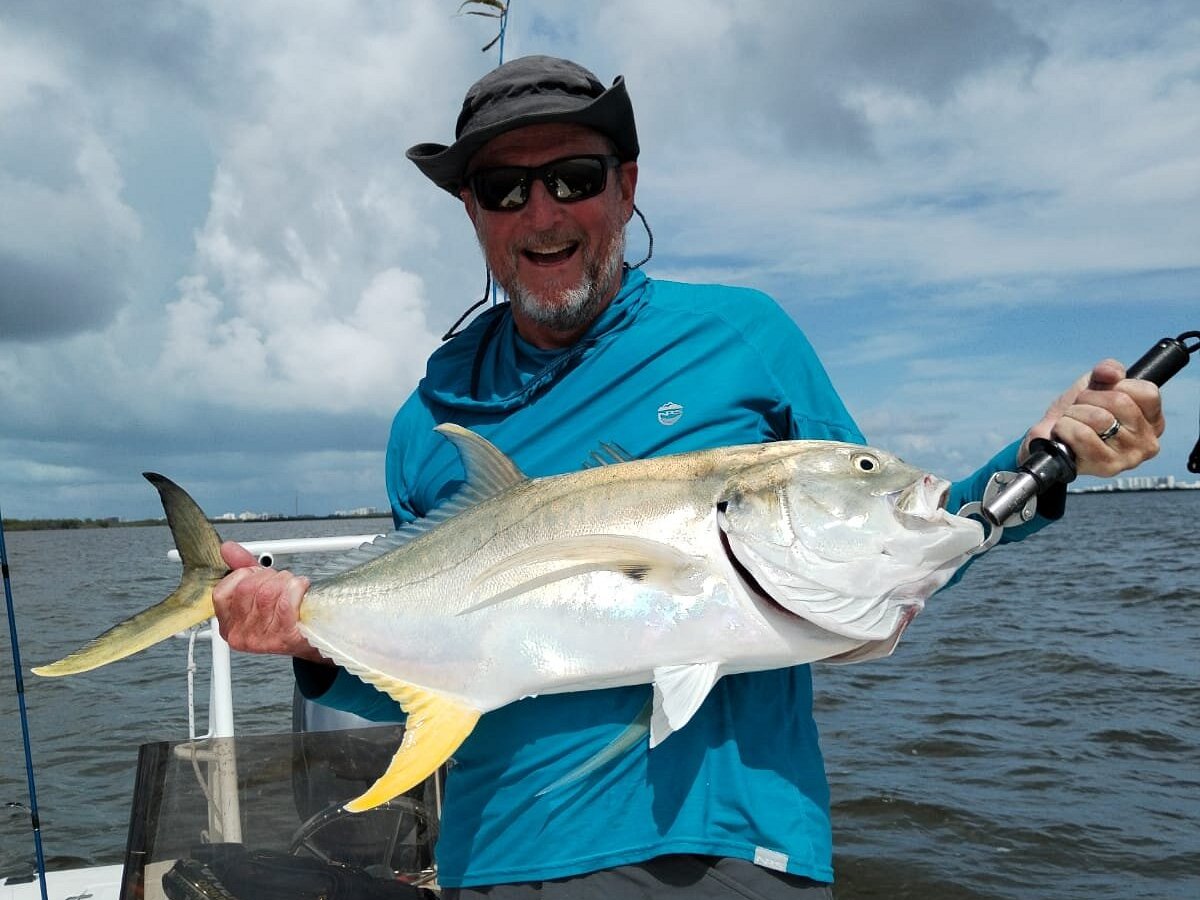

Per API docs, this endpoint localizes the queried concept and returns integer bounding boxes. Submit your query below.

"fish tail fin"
[32,473,227,677]
[343,679,480,813]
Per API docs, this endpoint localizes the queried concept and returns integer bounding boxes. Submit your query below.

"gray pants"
[442,855,834,899]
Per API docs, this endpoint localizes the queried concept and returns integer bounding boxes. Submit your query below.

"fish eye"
[851,452,880,474]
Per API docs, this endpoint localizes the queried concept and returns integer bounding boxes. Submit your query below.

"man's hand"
[211,541,328,664]
[1022,359,1164,477]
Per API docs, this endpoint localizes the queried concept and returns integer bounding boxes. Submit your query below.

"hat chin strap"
[625,204,654,271]
[442,269,494,341]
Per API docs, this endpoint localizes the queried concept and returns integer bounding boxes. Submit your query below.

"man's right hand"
[211,541,329,664]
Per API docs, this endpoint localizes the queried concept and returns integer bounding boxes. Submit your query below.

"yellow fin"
[343,678,481,813]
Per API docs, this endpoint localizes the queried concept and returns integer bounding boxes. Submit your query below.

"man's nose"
[521,177,564,225]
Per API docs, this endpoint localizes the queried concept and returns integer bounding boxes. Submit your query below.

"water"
[2,497,1198,898]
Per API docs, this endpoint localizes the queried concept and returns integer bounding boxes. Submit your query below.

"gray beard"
[498,232,627,335]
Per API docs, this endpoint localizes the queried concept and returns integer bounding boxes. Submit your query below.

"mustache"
[515,228,586,254]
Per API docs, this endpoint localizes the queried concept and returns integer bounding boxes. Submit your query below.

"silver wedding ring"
[1097,418,1122,441]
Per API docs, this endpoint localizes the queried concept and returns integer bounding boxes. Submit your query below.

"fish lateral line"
[461,533,709,614]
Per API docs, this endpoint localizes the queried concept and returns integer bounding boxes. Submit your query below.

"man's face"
[462,123,638,348]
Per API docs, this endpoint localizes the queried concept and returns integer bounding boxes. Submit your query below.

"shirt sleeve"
[948,437,1064,545]
[715,288,864,443]
[294,658,405,722]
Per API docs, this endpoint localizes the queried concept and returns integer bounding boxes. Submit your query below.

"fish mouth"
[889,475,953,525]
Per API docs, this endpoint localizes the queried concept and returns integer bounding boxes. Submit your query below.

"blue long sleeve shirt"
[296,268,1049,887]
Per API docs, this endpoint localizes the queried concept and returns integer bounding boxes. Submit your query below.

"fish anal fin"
[650,661,721,748]
[343,678,481,813]
[463,535,707,614]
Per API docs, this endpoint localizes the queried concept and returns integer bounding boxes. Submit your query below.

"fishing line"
[0,511,50,900]
[497,0,510,66]
[1178,330,1200,473]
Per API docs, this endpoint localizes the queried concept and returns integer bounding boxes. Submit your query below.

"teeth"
[529,243,571,255]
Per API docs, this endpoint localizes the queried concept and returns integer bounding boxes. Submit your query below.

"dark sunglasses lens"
[473,168,528,211]
[545,158,608,202]
[471,157,614,211]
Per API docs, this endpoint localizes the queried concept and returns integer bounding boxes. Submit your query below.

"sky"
[1,0,1197,521]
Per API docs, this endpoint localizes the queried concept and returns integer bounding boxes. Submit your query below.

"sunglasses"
[467,154,620,212]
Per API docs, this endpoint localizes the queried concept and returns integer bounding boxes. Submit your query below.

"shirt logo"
[657,401,683,427]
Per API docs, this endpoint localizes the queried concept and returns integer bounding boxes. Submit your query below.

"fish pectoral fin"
[462,535,707,614]
[824,606,919,665]
[650,662,721,748]
[343,678,480,814]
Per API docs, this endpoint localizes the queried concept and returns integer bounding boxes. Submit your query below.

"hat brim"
[406,76,639,196]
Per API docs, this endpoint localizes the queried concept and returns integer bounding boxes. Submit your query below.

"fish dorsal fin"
[306,527,435,580]
[434,423,527,503]
[310,424,525,581]
[583,441,635,468]
[650,661,721,747]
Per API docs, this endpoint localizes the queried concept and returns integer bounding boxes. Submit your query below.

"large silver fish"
[34,425,984,811]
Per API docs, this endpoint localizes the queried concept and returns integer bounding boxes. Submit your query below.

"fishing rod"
[962,330,1200,548]
[1,511,50,900]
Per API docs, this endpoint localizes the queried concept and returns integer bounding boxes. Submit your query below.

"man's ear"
[618,161,639,222]
[461,187,478,227]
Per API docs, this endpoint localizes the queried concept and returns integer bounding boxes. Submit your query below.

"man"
[213,56,1163,898]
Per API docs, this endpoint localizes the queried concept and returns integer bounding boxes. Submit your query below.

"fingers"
[1044,360,1164,478]
[1085,357,1125,390]
[220,540,259,569]
[211,559,324,662]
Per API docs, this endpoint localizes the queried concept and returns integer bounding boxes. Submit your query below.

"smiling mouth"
[523,242,579,266]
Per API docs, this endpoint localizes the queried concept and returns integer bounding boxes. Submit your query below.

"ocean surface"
[1,494,1197,899]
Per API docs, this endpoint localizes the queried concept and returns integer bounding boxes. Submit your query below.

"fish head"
[717,441,985,644]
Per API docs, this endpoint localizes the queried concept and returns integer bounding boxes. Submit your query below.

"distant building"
[1072,474,1200,493]
[334,506,384,517]
[1115,474,1176,491]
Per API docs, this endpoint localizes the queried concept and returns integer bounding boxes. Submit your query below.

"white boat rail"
[166,534,385,568]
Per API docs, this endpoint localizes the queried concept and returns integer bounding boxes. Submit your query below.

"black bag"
[162,843,433,900]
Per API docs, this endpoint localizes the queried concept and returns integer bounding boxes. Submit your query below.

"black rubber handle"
[1125,337,1191,386]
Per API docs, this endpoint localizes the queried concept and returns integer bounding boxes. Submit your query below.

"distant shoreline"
[1068,486,1200,496]
[6,487,1197,531]
[1,513,391,532]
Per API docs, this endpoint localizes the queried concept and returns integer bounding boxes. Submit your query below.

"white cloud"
[1,0,1197,518]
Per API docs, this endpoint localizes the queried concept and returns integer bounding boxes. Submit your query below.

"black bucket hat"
[407,55,639,196]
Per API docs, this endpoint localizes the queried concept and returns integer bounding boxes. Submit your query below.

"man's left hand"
[1022,358,1164,477]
